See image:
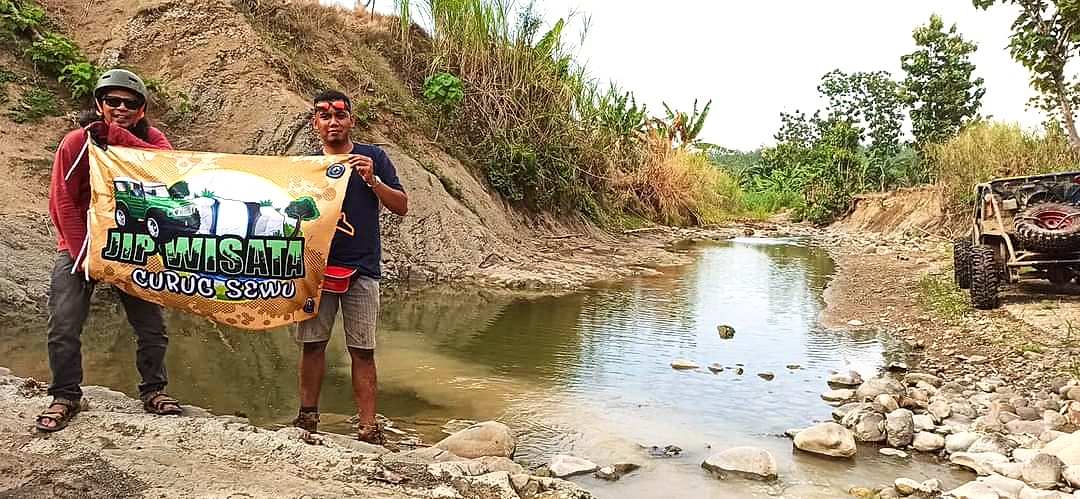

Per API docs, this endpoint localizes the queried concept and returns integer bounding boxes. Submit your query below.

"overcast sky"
[323,0,1042,151]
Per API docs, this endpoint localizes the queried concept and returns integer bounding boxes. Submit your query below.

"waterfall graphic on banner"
[85,144,352,330]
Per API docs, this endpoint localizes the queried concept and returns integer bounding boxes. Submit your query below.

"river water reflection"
[0,238,970,497]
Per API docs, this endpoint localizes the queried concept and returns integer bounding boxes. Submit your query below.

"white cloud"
[323,0,1046,150]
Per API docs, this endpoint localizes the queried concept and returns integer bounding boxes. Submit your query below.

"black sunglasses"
[100,96,144,110]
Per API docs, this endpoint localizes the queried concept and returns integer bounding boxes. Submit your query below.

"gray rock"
[886,409,915,448]
[920,478,943,495]
[887,362,909,372]
[822,389,855,403]
[952,402,979,419]
[1008,419,1048,436]
[671,359,699,370]
[913,431,945,452]
[943,414,974,433]
[993,461,1026,480]
[904,372,942,387]
[913,414,935,432]
[1041,430,1080,466]
[969,355,989,364]
[929,400,952,422]
[876,394,900,412]
[594,463,641,481]
[894,477,920,495]
[0,367,10,377]
[548,455,598,478]
[757,372,775,381]
[1018,407,1042,421]
[793,422,857,458]
[1022,453,1064,490]
[946,432,981,453]
[701,447,777,481]
[880,448,908,458]
[978,473,1026,499]
[855,377,906,401]
[951,452,1011,475]
[829,371,864,388]
[708,363,724,373]
[968,433,1017,455]
[463,471,520,499]
[832,402,863,422]
[1063,465,1080,487]
[717,325,736,339]
[842,405,887,443]
[948,480,1005,499]
[1036,400,1062,413]
[433,421,516,459]
[1044,411,1068,432]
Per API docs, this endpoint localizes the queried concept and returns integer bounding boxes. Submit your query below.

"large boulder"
[1022,453,1064,490]
[793,422,857,458]
[951,452,1010,475]
[886,409,915,448]
[913,432,945,452]
[1041,429,1080,466]
[978,473,1026,499]
[968,433,1018,455]
[701,447,778,481]
[828,371,864,388]
[841,404,887,443]
[433,421,516,459]
[947,481,1004,499]
[855,377,906,401]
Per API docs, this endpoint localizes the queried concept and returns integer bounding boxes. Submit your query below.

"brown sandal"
[357,422,386,445]
[141,391,182,415]
[292,410,319,433]
[35,398,80,432]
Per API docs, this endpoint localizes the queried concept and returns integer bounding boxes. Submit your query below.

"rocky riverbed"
[0,367,591,499]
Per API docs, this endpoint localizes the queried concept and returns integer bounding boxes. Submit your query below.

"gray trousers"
[47,251,169,401]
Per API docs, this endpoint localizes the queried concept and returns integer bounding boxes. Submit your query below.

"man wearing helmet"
[37,69,181,432]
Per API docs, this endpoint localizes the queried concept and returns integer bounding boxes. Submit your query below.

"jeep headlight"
[171,206,196,217]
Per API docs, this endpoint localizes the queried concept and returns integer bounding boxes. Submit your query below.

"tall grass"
[927,121,1080,210]
[393,0,732,225]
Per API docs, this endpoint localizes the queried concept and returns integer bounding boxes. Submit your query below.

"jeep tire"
[953,238,972,289]
[115,205,130,229]
[970,244,1000,310]
[145,211,171,243]
[1014,201,1080,253]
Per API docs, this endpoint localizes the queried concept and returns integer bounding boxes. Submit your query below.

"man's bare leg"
[299,341,328,408]
[349,347,377,430]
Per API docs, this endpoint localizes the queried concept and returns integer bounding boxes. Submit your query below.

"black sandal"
[141,391,182,415]
[292,410,319,433]
[35,398,80,432]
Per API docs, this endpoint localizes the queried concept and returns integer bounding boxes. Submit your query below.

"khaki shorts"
[296,276,379,349]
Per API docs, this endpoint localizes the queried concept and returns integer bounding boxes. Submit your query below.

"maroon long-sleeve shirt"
[48,123,172,266]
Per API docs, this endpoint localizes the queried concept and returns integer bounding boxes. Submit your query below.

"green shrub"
[26,32,85,76]
[0,0,45,40]
[422,71,464,113]
[59,62,99,100]
[6,87,59,122]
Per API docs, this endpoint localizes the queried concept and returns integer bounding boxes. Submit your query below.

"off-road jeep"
[954,171,1080,309]
[113,176,200,242]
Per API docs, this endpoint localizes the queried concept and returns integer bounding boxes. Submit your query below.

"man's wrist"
[367,175,382,188]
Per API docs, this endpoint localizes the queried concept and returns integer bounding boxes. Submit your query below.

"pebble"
[880,448,908,458]
[671,359,698,370]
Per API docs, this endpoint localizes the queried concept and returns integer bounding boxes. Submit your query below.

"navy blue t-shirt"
[315,143,404,279]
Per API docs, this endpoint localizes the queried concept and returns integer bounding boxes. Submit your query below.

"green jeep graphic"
[113,176,200,242]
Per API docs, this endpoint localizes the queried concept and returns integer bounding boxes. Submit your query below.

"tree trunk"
[1055,76,1080,150]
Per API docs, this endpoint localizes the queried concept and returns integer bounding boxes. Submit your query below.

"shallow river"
[0,238,972,497]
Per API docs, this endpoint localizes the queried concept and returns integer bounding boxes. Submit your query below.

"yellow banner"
[85,144,351,330]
